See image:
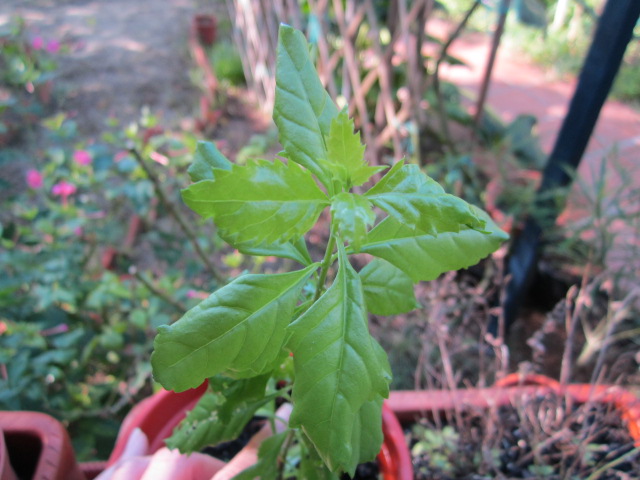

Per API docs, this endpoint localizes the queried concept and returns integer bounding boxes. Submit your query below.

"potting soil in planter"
[409,391,639,479]
[200,416,266,462]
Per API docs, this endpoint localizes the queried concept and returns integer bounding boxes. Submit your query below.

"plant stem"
[129,148,225,285]
[314,222,337,301]
[473,0,512,130]
[276,429,297,480]
[585,446,639,480]
[131,267,187,312]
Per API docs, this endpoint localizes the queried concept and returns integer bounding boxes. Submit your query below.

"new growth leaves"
[324,110,386,189]
[182,159,328,247]
[152,23,509,477]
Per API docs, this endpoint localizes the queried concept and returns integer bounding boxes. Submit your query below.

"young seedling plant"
[151,24,508,478]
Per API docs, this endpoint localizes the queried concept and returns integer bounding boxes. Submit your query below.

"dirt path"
[429,17,640,276]
[1,0,213,136]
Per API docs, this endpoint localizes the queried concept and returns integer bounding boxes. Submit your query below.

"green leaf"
[181,159,329,246]
[365,161,484,235]
[234,237,313,266]
[331,193,375,251]
[286,245,391,475]
[360,207,509,283]
[353,395,384,464]
[187,141,232,182]
[232,432,289,480]
[359,258,419,315]
[325,110,386,187]
[274,25,339,189]
[299,437,341,480]
[166,375,272,453]
[152,265,318,392]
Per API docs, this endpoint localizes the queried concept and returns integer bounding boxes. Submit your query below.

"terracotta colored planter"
[193,14,217,46]
[1,429,18,480]
[0,411,85,480]
[109,382,413,479]
[189,15,219,130]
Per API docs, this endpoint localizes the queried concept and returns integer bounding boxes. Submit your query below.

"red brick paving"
[428,18,640,272]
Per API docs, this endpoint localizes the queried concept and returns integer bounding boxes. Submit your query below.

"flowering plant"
[0,112,213,459]
[0,16,59,91]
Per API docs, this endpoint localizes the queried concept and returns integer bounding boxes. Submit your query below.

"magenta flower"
[26,169,44,189]
[186,290,208,300]
[46,40,60,54]
[32,36,44,50]
[52,180,77,206]
[73,149,92,166]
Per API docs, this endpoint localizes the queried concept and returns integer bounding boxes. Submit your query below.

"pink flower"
[26,169,44,189]
[186,290,208,300]
[73,149,92,166]
[32,36,44,50]
[40,323,69,336]
[46,40,60,54]
[52,181,76,197]
[149,150,169,166]
[52,180,77,206]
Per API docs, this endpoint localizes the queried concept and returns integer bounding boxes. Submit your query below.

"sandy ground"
[0,0,214,136]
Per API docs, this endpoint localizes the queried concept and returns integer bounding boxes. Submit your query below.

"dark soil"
[409,391,640,479]
[200,416,266,462]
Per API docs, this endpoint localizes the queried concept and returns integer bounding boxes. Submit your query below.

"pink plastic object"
[107,381,208,466]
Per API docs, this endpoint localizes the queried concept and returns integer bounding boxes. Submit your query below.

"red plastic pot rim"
[108,382,413,479]
[107,381,209,466]
[388,374,640,447]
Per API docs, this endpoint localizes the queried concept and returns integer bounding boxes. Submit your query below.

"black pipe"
[501,0,640,328]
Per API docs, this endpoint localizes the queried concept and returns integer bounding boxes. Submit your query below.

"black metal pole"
[502,0,640,328]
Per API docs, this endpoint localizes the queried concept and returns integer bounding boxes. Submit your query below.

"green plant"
[150,25,508,477]
[0,108,218,460]
[209,40,245,86]
[0,16,59,91]
[411,425,462,476]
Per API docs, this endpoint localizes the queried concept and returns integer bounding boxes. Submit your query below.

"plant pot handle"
[0,412,84,480]
[0,431,18,480]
